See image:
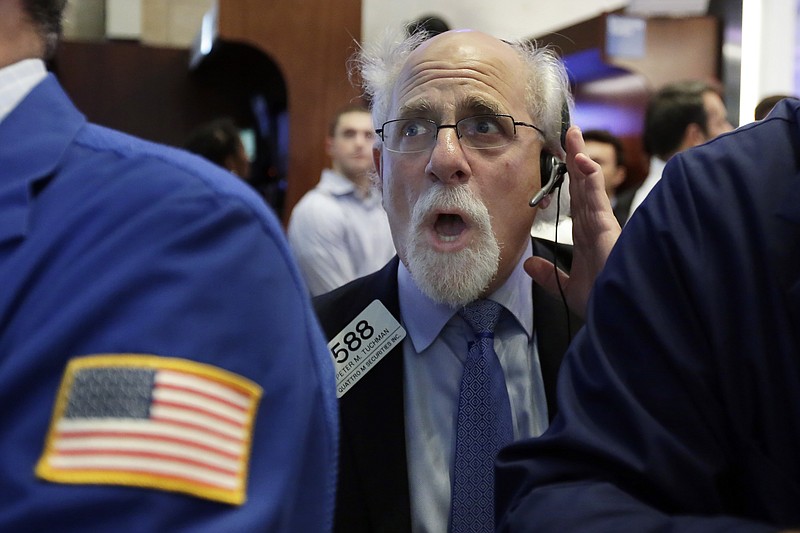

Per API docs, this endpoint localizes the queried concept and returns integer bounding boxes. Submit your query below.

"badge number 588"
[328,300,406,398]
[330,320,374,363]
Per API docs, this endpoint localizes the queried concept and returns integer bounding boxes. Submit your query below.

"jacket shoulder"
[314,257,400,340]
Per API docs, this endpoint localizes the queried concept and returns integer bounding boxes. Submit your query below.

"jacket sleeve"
[3,142,338,532]
[496,139,799,532]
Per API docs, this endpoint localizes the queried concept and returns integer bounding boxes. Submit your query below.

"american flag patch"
[36,354,262,505]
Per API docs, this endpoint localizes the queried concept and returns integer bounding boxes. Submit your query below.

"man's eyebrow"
[396,100,435,118]
[460,96,503,115]
[395,97,505,119]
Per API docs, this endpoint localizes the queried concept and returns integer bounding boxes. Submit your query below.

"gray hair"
[352,29,573,158]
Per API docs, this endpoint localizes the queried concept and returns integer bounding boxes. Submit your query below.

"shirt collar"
[398,239,534,353]
[317,168,357,196]
[648,156,668,179]
[0,59,47,125]
[317,168,382,205]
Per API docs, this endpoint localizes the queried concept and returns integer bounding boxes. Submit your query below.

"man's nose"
[425,126,470,185]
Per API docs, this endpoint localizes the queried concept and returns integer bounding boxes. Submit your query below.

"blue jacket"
[497,98,800,532]
[0,75,338,531]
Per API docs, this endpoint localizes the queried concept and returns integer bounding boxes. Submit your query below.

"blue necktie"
[449,299,514,533]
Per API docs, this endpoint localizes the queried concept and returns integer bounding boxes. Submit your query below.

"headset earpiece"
[529,100,571,208]
[540,151,554,181]
[530,153,566,207]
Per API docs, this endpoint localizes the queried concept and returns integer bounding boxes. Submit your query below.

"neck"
[0,4,47,69]
[352,175,371,197]
[337,167,371,196]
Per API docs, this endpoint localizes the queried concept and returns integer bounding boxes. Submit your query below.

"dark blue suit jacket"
[315,240,582,532]
[497,99,800,531]
[0,74,338,531]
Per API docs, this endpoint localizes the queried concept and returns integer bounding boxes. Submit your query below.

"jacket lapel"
[315,257,412,532]
[0,75,85,246]
[531,238,583,420]
[318,241,581,530]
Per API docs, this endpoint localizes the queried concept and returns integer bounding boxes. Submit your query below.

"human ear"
[372,147,383,186]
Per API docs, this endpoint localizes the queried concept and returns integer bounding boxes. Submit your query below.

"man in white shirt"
[626,80,733,222]
[287,104,395,296]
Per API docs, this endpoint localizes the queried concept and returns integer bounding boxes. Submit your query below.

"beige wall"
[63,0,632,49]
[63,0,213,48]
[141,0,213,47]
[63,0,106,40]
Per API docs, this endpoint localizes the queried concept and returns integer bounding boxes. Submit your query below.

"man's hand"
[526,126,621,318]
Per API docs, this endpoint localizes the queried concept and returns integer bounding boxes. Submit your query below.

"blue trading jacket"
[0,74,338,532]
[496,99,800,532]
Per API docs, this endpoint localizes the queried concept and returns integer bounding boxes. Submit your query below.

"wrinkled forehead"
[391,30,528,117]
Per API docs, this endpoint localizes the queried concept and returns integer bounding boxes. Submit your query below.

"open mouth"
[434,213,466,242]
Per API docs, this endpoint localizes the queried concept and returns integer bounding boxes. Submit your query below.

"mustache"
[410,184,491,229]
[405,184,500,307]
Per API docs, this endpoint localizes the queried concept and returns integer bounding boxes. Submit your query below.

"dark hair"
[582,129,625,167]
[643,80,719,159]
[22,0,67,58]
[754,94,794,120]
[406,15,450,38]
[328,103,371,137]
[183,118,243,169]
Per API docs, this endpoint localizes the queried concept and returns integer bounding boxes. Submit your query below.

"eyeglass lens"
[381,115,518,153]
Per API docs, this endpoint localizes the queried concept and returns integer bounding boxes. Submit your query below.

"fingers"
[563,127,609,214]
[573,152,601,177]
[524,256,569,298]
[564,125,586,163]
[564,126,602,194]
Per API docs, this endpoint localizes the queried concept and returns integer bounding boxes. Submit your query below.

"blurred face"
[327,111,376,181]
[584,140,626,197]
[702,91,733,139]
[375,30,543,307]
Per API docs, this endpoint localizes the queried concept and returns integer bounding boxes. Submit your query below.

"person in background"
[623,80,733,224]
[405,13,450,37]
[581,129,632,226]
[313,28,617,532]
[287,103,395,296]
[754,93,796,120]
[183,116,251,180]
[0,1,338,530]
[496,96,800,533]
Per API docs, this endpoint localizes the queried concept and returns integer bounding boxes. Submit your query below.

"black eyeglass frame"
[374,114,545,153]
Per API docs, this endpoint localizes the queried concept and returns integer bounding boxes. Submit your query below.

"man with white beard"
[314,28,618,533]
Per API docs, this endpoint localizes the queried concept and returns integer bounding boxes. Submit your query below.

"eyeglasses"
[375,114,544,154]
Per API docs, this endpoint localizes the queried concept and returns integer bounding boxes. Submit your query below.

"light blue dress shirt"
[287,169,396,296]
[399,240,549,533]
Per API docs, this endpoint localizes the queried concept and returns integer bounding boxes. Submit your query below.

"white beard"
[405,184,500,308]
